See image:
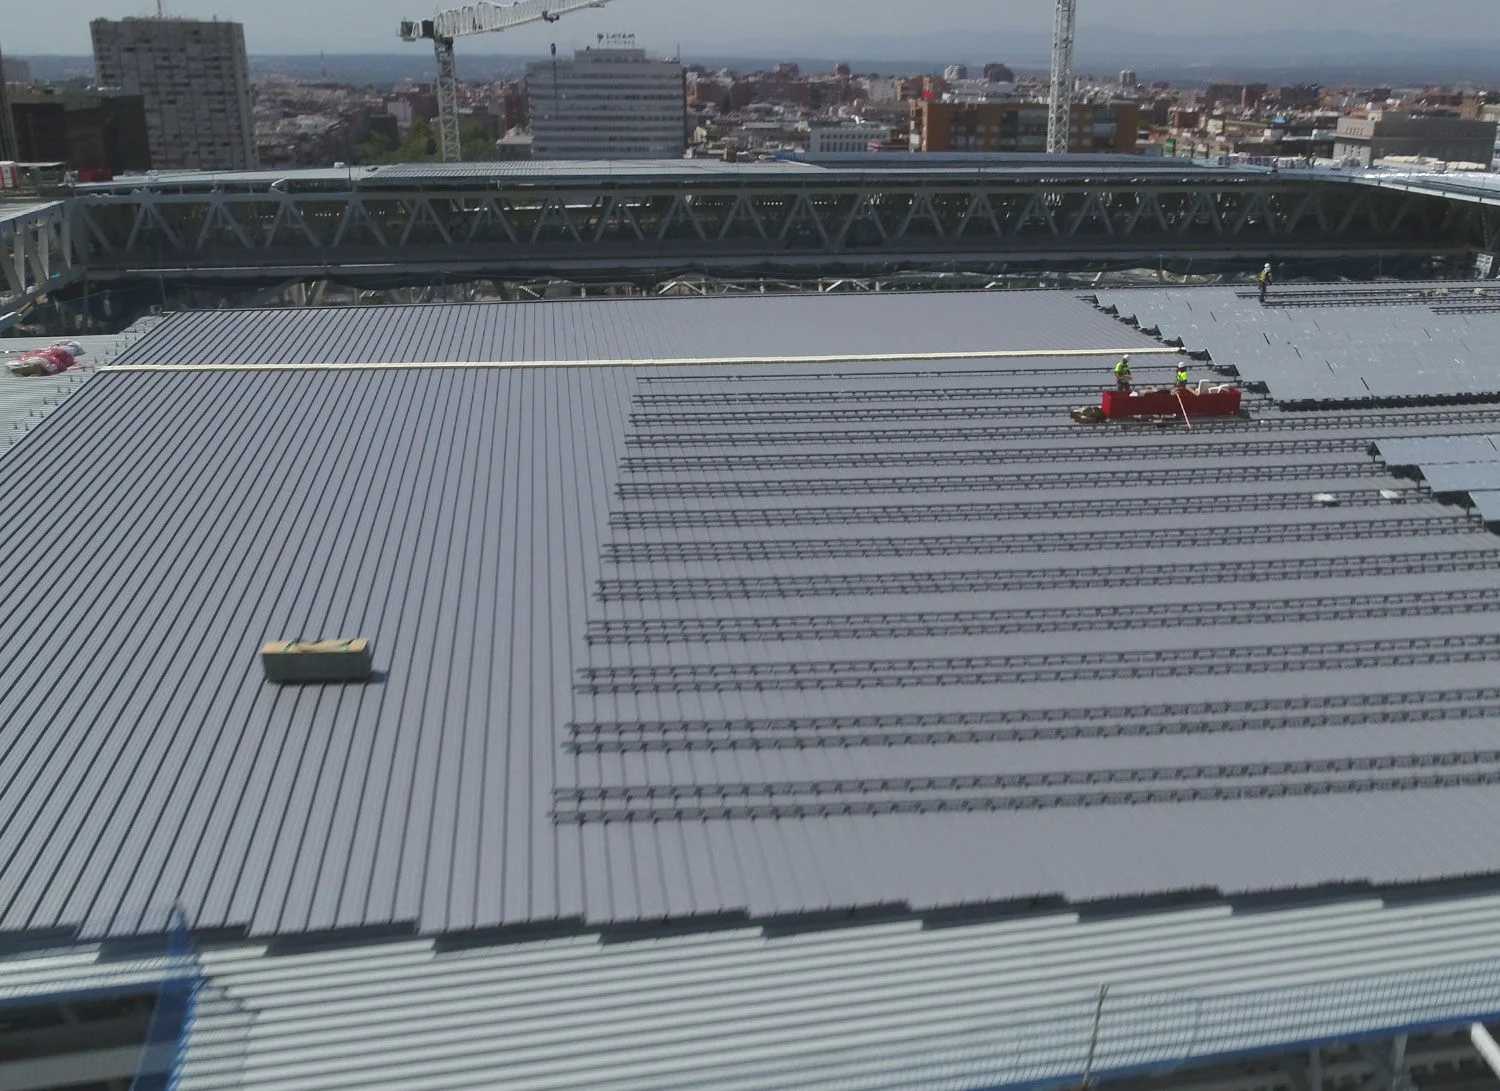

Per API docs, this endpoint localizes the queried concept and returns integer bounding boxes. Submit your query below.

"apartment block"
[91,17,257,171]
[913,100,1142,154]
[1333,113,1496,168]
[807,121,892,155]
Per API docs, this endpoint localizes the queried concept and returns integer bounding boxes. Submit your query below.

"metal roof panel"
[8,291,1500,943]
[1095,285,1500,406]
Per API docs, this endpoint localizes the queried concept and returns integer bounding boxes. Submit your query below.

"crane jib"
[400,0,611,162]
[427,0,611,41]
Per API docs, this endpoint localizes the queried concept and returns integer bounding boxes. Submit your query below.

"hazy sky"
[5,0,1497,55]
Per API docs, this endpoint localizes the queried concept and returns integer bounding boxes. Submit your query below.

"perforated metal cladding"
[568,687,1500,753]
[615,439,1361,470]
[586,587,1500,644]
[556,752,1500,824]
[576,634,1500,693]
[616,461,1387,499]
[596,549,1500,601]
[601,517,1463,563]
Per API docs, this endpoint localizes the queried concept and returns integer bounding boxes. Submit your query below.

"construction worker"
[1258,262,1273,303]
[1175,363,1191,391]
[1113,354,1133,391]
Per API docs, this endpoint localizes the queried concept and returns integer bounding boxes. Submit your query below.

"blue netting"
[129,905,203,1091]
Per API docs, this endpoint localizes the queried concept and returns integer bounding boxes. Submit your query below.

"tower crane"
[400,0,610,163]
[1046,0,1077,154]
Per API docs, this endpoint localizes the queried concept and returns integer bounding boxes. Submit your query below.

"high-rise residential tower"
[91,17,257,171]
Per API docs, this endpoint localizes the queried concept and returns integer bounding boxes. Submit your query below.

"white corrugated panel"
[0,201,65,226]
[5,891,1482,1090]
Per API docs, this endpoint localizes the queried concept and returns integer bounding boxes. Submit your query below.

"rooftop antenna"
[1047,0,1077,154]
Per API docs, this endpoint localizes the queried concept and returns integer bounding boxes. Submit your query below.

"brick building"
[912,100,1141,154]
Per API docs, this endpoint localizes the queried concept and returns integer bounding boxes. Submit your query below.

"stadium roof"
[6,290,1500,947]
[0,320,164,450]
[69,160,1500,203]
[1343,169,1500,207]
[72,155,1275,195]
[1095,283,1500,407]
[0,201,63,226]
[7,890,1500,1091]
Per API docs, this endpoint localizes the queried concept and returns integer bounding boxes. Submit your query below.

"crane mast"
[400,0,610,163]
[1046,0,1077,155]
[432,38,461,163]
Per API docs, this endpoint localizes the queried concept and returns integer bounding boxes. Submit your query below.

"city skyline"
[5,0,1498,56]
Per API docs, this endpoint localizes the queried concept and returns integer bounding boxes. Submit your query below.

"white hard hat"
[1122,354,1131,361]
[1263,262,1272,270]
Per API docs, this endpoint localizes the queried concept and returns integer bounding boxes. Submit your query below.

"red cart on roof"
[1101,385,1242,420]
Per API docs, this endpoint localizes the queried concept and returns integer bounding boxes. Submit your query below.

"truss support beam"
[0,202,82,329]
[1472,1023,1500,1081]
[41,174,1496,288]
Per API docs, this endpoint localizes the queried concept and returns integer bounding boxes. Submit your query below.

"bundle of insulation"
[6,341,85,377]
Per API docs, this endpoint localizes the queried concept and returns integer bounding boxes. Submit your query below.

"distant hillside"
[707,28,1500,86]
[14,30,1500,90]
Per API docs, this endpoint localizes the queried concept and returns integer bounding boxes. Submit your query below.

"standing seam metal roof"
[7,291,1500,942]
[107,293,1143,368]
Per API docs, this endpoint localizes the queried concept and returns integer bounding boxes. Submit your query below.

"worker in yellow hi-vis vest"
[1175,364,1190,391]
[1113,355,1133,391]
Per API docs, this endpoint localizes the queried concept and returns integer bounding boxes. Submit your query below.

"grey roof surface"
[1093,283,1500,406]
[13,892,1500,1091]
[1471,491,1500,523]
[0,201,62,226]
[1372,433,1500,524]
[9,290,1500,942]
[0,320,166,450]
[60,163,1500,214]
[1377,434,1500,468]
[108,292,1145,367]
[1339,169,1500,206]
[366,155,1233,182]
[372,160,828,179]
[77,155,1265,195]
[168,894,1500,1091]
